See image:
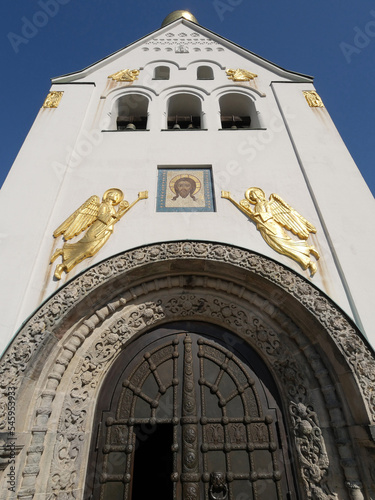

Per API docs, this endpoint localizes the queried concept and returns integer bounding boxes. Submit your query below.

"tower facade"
[0,11,374,499]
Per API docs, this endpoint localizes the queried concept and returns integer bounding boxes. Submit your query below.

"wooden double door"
[86,323,296,500]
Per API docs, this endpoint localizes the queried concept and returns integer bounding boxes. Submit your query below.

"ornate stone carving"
[164,295,280,357]
[176,44,189,53]
[290,402,337,500]
[50,468,76,500]
[46,299,165,497]
[145,31,220,53]
[0,242,371,499]
[274,358,307,400]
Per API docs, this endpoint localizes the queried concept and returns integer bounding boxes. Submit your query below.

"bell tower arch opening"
[167,93,203,129]
[115,94,149,130]
[219,93,259,129]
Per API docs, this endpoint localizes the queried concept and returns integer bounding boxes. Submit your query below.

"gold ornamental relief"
[108,69,140,82]
[226,68,258,81]
[50,189,148,280]
[43,91,64,108]
[303,91,324,108]
[222,188,320,276]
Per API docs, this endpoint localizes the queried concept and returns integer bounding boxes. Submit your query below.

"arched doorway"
[85,322,297,500]
[1,242,373,499]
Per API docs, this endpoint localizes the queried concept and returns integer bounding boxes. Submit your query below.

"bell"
[126,123,136,130]
[173,123,181,130]
[231,125,237,129]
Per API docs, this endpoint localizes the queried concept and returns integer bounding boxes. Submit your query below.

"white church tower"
[0,10,374,500]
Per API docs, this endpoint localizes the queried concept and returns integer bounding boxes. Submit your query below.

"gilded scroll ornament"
[51,189,148,279]
[303,91,324,108]
[43,91,64,108]
[226,68,258,81]
[222,188,320,275]
[108,69,140,82]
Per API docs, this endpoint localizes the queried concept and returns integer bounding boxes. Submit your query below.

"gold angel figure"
[51,188,148,280]
[303,90,324,108]
[108,69,140,82]
[226,68,258,81]
[43,91,63,108]
[222,188,320,276]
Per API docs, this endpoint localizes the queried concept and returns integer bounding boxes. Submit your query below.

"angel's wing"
[240,69,258,80]
[227,68,257,81]
[108,69,139,82]
[53,195,100,240]
[269,193,317,239]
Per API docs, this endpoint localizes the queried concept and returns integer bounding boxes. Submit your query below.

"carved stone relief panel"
[143,30,223,53]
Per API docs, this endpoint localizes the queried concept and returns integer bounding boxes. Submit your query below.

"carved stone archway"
[0,242,374,500]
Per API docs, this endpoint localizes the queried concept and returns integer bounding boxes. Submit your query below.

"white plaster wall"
[273,81,375,344]
[0,84,94,351]
[0,19,372,355]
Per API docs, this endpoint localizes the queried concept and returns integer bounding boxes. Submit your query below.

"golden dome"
[161,10,198,27]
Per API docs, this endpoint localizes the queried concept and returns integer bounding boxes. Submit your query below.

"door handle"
[209,472,228,500]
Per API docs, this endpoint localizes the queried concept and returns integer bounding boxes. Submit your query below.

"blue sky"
[1,0,375,195]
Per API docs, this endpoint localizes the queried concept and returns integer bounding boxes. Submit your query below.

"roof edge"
[51,18,314,84]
